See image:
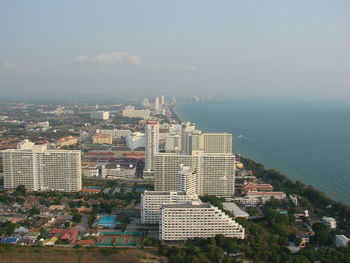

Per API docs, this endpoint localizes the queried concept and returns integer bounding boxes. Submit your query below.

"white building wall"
[141,191,199,224]
[159,202,245,241]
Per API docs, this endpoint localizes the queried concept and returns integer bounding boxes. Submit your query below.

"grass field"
[0,246,166,263]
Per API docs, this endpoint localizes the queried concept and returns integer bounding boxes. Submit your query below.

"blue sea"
[175,100,350,205]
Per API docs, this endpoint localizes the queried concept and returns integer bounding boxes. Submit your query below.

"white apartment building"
[154,152,236,196]
[96,129,131,139]
[165,134,182,153]
[159,201,245,241]
[126,132,145,150]
[90,111,109,120]
[234,191,286,206]
[2,143,81,192]
[177,164,197,195]
[145,121,159,171]
[122,105,150,119]
[181,122,196,153]
[141,191,199,224]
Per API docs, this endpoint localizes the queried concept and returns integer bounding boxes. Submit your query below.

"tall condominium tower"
[183,132,233,154]
[160,95,165,105]
[154,97,160,111]
[154,152,236,196]
[2,143,81,192]
[177,164,197,195]
[144,121,159,171]
[181,121,196,154]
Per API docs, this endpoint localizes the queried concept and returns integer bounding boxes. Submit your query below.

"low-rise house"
[42,236,58,246]
[296,234,310,248]
[243,182,273,193]
[48,205,65,212]
[1,236,21,244]
[49,229,79,244]
[336,235,349,247]
[77,206,92,213]
[322,216,337,229]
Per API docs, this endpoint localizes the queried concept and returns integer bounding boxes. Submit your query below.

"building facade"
[2,144,81,192]
[141,191,199,224]
[90,111,109,120]
[92,133,113,144]
[159,202,245,241]
[122,105,150,119]
[154,152,236,196]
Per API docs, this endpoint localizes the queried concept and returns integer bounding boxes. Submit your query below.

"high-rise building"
[2,143,81,192]
[154,152,236,196]
[181,121,196,153]
[165,134,182,153]
[145,121,159,171]
[159,201,245,241]
[177,164,197,195]
[141,191,199,224]
[160,95,165,105]
[154,97,160,111]
[183,131,232,154]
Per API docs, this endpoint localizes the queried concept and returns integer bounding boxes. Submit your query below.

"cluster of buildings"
[141,120,246,241]
[233,182,286,206]
[25,121,50,132]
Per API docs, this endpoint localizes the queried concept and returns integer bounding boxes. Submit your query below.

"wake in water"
[235,134,255,141]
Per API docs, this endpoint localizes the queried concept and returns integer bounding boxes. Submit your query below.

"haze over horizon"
[1,0,349,102]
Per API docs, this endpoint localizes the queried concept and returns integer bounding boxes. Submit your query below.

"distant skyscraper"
[154,97,160,111]
[142,98,150,108]
[160,95,165,105]
[145,121,159,171]
[172,96,176,104]
[2,142,81,192]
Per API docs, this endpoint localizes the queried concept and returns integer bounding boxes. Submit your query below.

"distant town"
[0,96,349,262]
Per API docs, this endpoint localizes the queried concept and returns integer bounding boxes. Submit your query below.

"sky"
[0,0,349,102]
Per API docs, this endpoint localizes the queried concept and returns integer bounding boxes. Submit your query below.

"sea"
[175,100,350,205]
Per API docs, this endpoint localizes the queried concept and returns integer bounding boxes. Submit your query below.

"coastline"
[171,102,350,210]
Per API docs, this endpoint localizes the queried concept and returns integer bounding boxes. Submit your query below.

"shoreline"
[172,102,349,209]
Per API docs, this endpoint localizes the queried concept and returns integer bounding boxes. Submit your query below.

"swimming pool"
[95,215,118,228]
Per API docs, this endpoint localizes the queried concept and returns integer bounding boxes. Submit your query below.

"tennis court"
[96,232,143,247]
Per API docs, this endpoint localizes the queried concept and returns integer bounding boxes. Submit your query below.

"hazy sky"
[1,0,349,101]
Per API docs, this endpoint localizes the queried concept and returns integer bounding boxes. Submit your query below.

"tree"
[16,185,26,195]
[72,213,82,223]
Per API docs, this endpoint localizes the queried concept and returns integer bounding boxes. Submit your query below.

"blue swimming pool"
[95,215,118,228]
